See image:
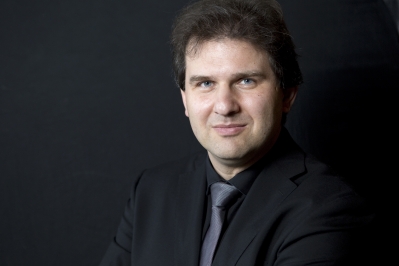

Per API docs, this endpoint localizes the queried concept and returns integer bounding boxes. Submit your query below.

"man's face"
[181,39,297,176]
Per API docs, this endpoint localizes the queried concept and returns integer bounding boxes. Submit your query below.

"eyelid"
[238,77,255,85]
[198,80,213,88]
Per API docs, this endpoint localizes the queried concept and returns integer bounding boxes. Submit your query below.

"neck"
[208,127,282,180]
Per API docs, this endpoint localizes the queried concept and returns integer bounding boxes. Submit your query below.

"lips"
[212,124,246,136]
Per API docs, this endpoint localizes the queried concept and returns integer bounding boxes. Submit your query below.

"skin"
[181,39,298,180]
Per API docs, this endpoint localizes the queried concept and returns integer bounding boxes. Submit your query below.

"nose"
[213,85,240,116]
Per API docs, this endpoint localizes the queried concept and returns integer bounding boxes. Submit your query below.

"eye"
[199,81,213,87]
[240,78,254,85]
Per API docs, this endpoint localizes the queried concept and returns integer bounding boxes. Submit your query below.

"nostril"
[214,101,239,116]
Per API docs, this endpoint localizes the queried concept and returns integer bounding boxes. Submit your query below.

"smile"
[212,124,246,136]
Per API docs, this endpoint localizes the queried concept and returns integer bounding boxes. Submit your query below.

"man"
[100,0,374,265]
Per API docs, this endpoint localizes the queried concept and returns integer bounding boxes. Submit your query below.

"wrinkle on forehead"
[186,37,234,56]
[185,37,271,65]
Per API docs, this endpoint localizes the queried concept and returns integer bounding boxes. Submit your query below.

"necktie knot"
[210,182,240,208]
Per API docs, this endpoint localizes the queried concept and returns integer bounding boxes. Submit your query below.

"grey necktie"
[199,182,240,266]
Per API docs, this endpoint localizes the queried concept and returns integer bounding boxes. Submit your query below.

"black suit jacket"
[99,129,375,265]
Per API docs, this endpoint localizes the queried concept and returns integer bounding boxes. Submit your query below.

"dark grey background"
[384,0,399,31]
[1,0,398,265]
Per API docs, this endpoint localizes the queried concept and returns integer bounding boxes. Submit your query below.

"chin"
[209,148,249,162]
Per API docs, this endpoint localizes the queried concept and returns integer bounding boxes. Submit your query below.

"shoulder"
[301,154,358,196]
[123,150,208,203]
[274,129,352,193]
[132,150,207,185]
[275,130,367,206]
[144,150,207,176]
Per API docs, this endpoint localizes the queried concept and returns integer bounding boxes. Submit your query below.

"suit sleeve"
[272,193,375,266]
[99,172,143,266]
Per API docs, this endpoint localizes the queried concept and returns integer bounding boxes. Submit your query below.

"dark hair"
[170,0,303,91]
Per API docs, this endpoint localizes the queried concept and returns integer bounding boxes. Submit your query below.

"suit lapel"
[214,164,297,265]
[175,156,208,266]
[213,132,306,265]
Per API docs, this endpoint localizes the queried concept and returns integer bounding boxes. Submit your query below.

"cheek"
[186,98,212,140]
[187,96,213,119]
[244,93,283,121]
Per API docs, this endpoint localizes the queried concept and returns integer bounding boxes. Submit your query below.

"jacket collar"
[175,128,306,265]
[214,128,306,265]
[175,153,208,266]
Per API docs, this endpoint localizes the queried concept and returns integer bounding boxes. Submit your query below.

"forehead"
[185,38,273,77]
[186,38,266,60]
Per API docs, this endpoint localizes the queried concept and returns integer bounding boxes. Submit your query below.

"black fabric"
[98,128,375,265]
[202,139,283,243]
[1,0,397,265]
[202,152,265,243]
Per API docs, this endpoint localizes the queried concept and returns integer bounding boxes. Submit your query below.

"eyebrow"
[188,71,268,85]
[232,71,267,80]
[188,75,210,84]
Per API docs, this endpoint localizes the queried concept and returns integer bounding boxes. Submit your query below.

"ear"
[180,89,189,117]
[282,86,298,113]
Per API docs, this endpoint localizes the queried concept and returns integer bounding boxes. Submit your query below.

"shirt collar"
[205,154,267,196]
[204,127,291,196]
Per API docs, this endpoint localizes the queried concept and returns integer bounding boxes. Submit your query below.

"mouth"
[212,124,246,136]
